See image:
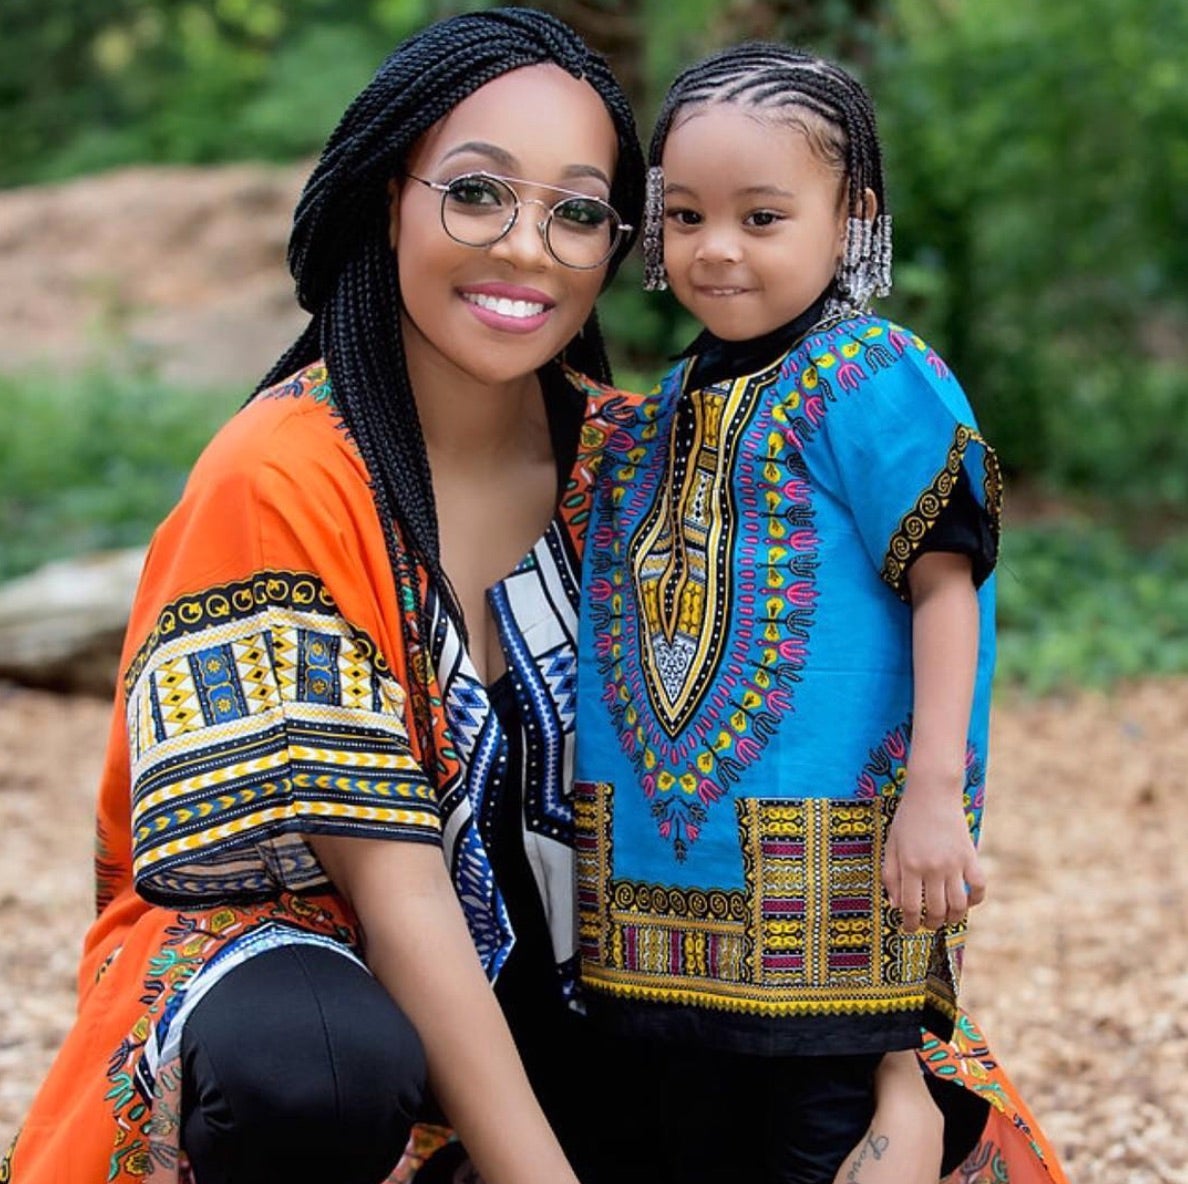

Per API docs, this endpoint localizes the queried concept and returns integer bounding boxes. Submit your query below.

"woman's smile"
[459,281,554,333]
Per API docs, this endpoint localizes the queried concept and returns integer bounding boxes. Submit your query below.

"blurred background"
[2,0,1186,686]
[1,2,1186,1180]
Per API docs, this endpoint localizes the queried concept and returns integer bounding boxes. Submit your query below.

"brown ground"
[2,680,1187,1182]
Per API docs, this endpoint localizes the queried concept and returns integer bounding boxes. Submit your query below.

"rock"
[0,548,144,697]
[0,163,309,388]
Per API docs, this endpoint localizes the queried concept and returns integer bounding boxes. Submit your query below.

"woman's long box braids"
[642,43,891,314]
[253,8,644,757]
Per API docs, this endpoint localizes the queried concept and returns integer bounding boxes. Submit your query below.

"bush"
[996,522,1188,693]
[0,369,238,581]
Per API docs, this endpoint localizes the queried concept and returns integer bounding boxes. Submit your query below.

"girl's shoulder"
[787,314,957,391]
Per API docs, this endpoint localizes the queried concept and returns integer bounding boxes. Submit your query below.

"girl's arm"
[883,551,988,932]
[309,834,579,1184]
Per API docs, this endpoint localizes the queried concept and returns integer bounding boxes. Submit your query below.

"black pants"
[179,942,656,1184]
[641,1041,881,1184]
[179,945,984,1184]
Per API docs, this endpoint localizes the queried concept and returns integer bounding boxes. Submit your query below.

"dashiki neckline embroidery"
[589,353,819,861]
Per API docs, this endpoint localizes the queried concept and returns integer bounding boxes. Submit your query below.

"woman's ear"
[386,178,400,252]
[857,186,878,222]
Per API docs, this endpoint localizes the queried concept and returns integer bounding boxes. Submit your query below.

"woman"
[5,11,648,1184]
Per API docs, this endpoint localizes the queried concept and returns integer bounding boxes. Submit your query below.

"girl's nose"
[695,228,743,264]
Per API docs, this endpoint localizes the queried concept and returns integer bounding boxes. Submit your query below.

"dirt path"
[2,680,1187,1182]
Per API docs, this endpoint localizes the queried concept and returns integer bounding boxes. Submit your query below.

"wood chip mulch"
[3,679,1186,1181]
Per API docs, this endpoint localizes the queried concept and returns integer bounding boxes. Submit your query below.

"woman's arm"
[309,834,579,1184]
[832,1051,944,1184]
[883,551,987,932]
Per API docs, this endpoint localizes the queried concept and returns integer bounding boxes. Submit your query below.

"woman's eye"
[447,176,506,207]
[554,198,611,229]
[665,208,701,226]
[745,210,783,228]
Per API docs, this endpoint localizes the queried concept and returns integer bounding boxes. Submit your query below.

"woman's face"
[391,64,619,388]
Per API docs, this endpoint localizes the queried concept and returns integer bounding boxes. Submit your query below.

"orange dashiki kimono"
[4,363,1064,1184]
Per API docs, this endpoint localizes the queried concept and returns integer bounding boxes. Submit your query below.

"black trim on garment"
[681,292,832,390]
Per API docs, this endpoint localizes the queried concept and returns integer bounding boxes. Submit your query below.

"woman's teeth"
[465,293,546,319]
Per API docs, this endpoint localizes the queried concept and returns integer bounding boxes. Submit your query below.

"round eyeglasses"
[407,172,631,270]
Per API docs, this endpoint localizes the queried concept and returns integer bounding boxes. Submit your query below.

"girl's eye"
[665,207,702,226]
[745,210,783,228]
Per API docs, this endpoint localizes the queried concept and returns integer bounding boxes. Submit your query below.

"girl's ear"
[386,178,400,252]
[835,184,879,259]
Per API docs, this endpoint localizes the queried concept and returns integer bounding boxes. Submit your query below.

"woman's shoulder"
[562,366,652,417]
[191,362,366,499]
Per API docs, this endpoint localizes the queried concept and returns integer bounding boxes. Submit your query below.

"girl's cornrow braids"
[644,43,892,313]
[253,7,644,678]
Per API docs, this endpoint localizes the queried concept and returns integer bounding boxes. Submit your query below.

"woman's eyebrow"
[562,163,612,189]
[438,141,611,190]
[440,140,517,170]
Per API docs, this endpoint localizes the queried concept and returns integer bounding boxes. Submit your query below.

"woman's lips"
[459,284,554,334]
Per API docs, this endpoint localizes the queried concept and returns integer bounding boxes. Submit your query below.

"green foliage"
[0,371,238,581]
[0,0,432,184]
[997,523,1188,693]
[875,0,1188,504]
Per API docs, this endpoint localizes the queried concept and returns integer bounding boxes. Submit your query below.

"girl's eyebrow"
[663,181,796,199]
[740,184,796,199]
[438,140,611,189]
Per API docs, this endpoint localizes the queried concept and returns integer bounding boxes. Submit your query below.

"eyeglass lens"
[440,175,620,268]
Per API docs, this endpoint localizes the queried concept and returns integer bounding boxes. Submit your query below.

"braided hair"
[256,8,644,652]
[643,43,891,312]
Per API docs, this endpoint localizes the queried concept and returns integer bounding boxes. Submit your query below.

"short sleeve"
[817,322,1002,601]
[121,396,441,907]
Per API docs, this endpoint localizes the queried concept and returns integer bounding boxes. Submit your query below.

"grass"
[2,367,1185,693]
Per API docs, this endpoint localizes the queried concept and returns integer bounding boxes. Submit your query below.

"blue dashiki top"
[574,314,1001,1055]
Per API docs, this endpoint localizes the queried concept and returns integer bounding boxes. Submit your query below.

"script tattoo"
[845,1130,891,1183]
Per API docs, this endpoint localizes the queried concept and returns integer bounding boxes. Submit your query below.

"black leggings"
[180,944,425,1184]
[178,944,987,1184]
[179,942,656,1184]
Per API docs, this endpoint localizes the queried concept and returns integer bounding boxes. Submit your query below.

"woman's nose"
[489,202,551,268]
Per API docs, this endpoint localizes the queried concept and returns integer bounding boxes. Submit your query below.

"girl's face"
[660,103,851,341]
[391,64,619,387]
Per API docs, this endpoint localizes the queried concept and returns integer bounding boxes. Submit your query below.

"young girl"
[574,45,1063,1184]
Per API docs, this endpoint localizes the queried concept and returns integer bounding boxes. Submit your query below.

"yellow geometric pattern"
[126,583,436,903]
[580,786,950,1020]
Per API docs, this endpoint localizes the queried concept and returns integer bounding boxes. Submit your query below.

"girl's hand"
[882,777,986,932]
